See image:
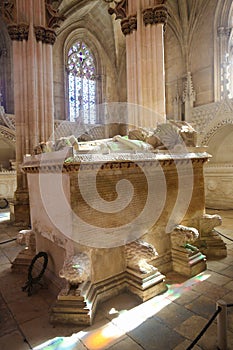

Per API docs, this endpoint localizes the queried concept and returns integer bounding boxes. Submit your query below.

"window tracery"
[67,41,97,124]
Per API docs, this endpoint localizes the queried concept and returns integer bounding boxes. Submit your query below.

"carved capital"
[45,28,56,44]
[143,5,168,28]
[121,15,137,36]
[142,7,154,25]
[34,26,56,45]
[7,23,29,41]
[34,25,46,42]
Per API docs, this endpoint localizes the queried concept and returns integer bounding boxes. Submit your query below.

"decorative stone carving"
[51,253,91,325]
[190,214,227,258]
[107,0,127,20]
[171,225,199,253]
[217,26,231,38]
[45,0,65,29]
[191,100,221,134]
[12,230,36,272]
[182,72,196,121]
[125,239,167,301]
[121,15,137,35]
[205,164,233,209]
[171,225,206,277]
[7,23,29,41]
[128,121,197,149]
[0,0,16,24]
[34,26,56,45]
[0,170,16,199]
[0,125,16,143]
[16,229,36,252]
[59,253,90,295]
[193,98,233,145]
[125,239,158,274]
[169,120,197,147]
[143,5,168,27]
[0,107,16,130]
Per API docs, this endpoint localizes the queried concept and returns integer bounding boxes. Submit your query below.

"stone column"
[217,26,231,100]
[2,0,63,225]
[182,72,196,122]
[107,0,168,127]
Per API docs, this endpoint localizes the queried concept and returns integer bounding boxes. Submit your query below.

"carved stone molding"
[217,26,231,38]
[171,224,206,277]
[143,5,168,28]
[7,23,29,41]
[0,0,16,24]
[45,0,65,29]
[0,125,16,143]
[125,239,158,274]
[34,26,56,45]
[190,214,227,258]
[59,253,90,295]
[121,15,137,35]
[107,0,127,20]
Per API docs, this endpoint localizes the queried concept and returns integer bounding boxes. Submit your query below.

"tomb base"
[195,232,227,258]
[50,268,166,325]
[172,247,206,277]
[126,267,167,301]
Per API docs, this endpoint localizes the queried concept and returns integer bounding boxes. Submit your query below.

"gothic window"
[67,41,97,123]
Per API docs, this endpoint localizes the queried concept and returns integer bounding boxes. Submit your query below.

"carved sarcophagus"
[21,142,216,325]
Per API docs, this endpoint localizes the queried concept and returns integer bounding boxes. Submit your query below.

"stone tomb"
[18,145,226,325]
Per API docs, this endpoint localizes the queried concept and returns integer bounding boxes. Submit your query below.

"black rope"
[0,238,17,245]
[216,230,233,243]
[226,303,233,308]
[186,306,222,350]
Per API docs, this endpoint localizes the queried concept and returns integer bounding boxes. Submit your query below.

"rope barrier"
[0,238,17,245]
[186,306,222,350]
[216,229,233,243]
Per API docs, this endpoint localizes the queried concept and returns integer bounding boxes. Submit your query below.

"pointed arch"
[66,40,97,123]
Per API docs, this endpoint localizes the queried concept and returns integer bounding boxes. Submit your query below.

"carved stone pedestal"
[172,247,206,277]
[195,231,227,258]
[11,230,36,273]
[12,189,30,227]
[191,214,227,258]
[50,267,166,325]
[50,287,91,325]
[126,267,166,301]
[171,225,206,277]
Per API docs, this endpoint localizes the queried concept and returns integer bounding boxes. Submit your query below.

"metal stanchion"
[217,300,227,350]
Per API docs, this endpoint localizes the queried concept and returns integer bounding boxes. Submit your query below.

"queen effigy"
[15,119,226,325]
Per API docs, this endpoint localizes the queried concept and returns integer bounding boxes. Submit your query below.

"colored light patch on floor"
[34,271,212,350]
[34,335,80,350]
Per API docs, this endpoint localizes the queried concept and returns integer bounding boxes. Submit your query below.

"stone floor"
[0,209,233,350]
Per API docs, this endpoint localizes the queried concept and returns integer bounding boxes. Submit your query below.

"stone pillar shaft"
[7,0,57,224]
[123,0,167,127]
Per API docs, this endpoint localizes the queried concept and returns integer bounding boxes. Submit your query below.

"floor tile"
[185,295,217,319]
[108,336,144,350]
[128,316,185,350]
[20,314,83,348]
[156,302,194,328]
[0,331,30,350]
